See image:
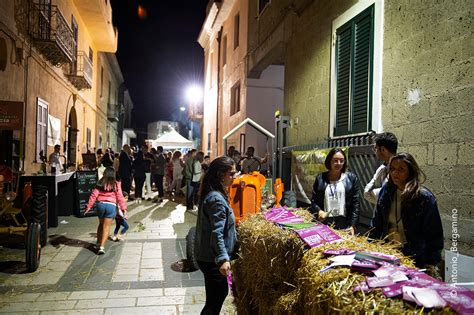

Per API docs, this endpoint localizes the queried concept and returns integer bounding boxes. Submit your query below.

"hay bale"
[233,212,306,314]
[233,209,455,314]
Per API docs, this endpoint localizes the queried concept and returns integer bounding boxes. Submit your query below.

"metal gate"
[281,134,378,231]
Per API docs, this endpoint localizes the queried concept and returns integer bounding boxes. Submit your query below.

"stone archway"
[67,106,78,167]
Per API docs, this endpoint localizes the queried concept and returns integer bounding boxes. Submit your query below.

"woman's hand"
[318,210,328,221]
[84,208,90,215]
[346,226,355,236]
[219,261,231,276]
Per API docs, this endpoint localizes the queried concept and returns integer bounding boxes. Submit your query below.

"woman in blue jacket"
[311,148,360,235]
[195,156,237,315]
[371,153,444,268]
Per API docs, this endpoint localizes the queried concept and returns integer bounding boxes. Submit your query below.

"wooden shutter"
[334,5,373,136]
[352,9,373,133]
[335,25,352,136]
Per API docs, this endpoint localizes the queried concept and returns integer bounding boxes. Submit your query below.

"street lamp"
[184,85,203,143]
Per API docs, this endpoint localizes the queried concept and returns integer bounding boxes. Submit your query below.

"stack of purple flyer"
[293,224,342,248]
[264,207,305,224]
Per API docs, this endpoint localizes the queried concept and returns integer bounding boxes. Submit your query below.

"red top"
[86,182,127,211]
[0,166,13,183]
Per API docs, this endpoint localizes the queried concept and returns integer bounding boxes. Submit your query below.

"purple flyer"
[294,224,342,248]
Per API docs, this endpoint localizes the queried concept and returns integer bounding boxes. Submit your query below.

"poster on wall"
[291,147,348,204]
[0,101,23,130]
[47,114,61,146]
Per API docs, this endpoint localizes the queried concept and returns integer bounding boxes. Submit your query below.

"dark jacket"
[118,151,132,178]
[132,153,147,179]
[310,171,360,229]
[195,191,237,265]
[371,184,444,267]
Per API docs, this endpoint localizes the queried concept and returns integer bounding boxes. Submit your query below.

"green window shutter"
[334,5,374,136]
[335,26,352,136]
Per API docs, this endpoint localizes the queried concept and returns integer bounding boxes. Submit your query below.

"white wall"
[245,65,284,163]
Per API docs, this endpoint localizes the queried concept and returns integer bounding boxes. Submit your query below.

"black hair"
[374,132,398,154]
[324,147,347,173]
[199,156,235,204]
[96,167,117,191]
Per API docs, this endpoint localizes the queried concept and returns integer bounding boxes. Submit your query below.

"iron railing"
[281,133,378,229]
[28,3,76,65]
[67,51,93,90]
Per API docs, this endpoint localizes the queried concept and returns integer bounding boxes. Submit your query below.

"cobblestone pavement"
[0,195,236,314]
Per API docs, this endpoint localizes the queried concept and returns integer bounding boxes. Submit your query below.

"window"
[209,52,213,87]
[98,132,103,149]
[330,1,382,137]
[258,0,270,14]
[100,67,104,97]
[88,47,93,64]
[36,98,48,162]
[207,132,211,156]
[231,82,240,115]
[234,13,240,49]
[86,128,91,150]
[222,35,227,66]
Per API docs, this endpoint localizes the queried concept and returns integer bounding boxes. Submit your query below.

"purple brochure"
[294,224,342,248]
[323,248,357,256]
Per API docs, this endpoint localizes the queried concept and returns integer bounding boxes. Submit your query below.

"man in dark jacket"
[119,144,133,200]
[152,146,166,203]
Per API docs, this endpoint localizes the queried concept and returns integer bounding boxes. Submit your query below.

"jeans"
[121,176,131,198]
[154,174,164,198]
[186,179,194,209]
[114,217,129,235]
[134,176,145,199]
[197,261,229,315]
[95,202,116,219]
[144,172,152,198]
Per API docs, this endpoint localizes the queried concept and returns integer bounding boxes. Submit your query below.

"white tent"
[151,129,193,149]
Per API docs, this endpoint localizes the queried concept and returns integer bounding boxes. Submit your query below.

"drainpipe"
[216,27,222,155]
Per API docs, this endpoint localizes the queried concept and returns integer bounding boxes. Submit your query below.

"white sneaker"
[111,235,118,241]
[97,247,105,255]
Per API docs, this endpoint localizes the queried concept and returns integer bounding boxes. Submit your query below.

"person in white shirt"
[364,132,398,204]
[49,144,63,173]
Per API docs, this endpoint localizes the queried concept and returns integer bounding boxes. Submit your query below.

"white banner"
[47,114,61,146]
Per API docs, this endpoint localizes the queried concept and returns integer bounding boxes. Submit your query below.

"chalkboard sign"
[75,170,98,217]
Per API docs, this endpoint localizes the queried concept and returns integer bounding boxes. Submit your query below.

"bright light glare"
[185,85,203,103]
[180,106,186,112]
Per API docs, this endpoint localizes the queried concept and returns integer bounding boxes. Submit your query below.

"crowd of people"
[84,133,444,314]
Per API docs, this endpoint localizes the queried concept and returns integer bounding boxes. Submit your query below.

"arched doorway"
[67,107,78,168]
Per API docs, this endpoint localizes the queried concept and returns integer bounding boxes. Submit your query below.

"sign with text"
[0,101,23,130]
[75,171,98,217]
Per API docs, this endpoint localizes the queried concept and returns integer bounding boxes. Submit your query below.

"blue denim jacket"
[371,184,444,267]
[195,191,237,265]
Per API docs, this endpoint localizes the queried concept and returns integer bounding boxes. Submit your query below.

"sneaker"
[118,233,126,241]
[97,247,105,255]
[111,235,118,241]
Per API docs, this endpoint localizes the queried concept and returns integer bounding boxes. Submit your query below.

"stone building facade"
[199,0,284,159]
[241,0,473,255]
[0,0,133,175]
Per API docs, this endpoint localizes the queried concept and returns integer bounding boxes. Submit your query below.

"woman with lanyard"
[310,147,360,235]
[371,153,443,271]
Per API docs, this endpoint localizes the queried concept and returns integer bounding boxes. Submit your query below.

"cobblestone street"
[0,196,235,314]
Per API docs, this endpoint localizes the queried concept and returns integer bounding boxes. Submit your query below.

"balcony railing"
[28,3,76,65]
[66,51,93,90]
[107,103,120,122]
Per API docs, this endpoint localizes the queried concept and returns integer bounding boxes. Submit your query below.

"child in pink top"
[85,167,127,255]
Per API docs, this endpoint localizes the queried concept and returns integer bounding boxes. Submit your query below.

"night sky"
[111,0,208,142]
